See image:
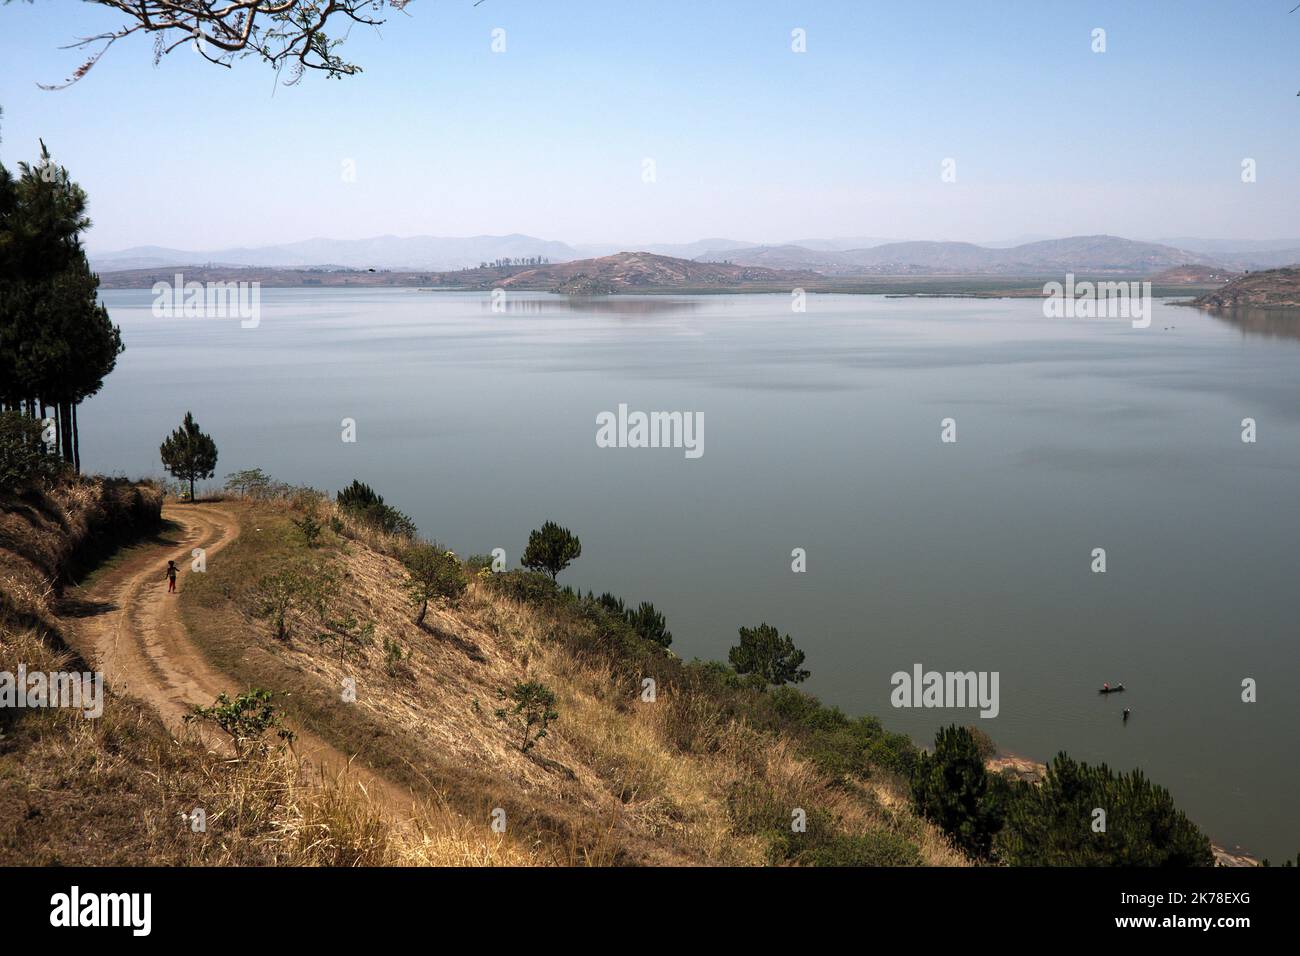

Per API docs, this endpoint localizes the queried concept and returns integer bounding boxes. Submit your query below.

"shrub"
[729,784,924,867]
[758,689,919,781]
[799,830,924,867]
[0,410,63,493]
[486,569,561,606]
[865,730,920,778]
[293,510,324,547]
[184,689,294,758]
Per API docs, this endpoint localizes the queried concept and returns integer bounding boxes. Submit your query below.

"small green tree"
[402,543,469,626]
[224,467,273,497]
[728,623,810,686]
[383,636,408,678]
[521,520,581,580]
[495,681,558,753]
[159,411,218,502]
[293,500,325,547]
[911,725,1006,860]
[185,689,294,758]
[316,611,375,665]
[254,567,310,641]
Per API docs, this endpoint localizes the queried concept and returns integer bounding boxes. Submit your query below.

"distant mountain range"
[693,236,1300,275]
[90,233,1300,277]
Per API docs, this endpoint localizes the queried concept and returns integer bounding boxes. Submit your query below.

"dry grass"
[0,480,493,867]
[175,495,969,866]
[2,484,970,866]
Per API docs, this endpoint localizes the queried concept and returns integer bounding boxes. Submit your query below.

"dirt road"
[59,501,414,814]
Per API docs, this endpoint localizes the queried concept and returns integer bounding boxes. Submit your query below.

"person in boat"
[1103,682,1109,691]
[1122,708,1130,722]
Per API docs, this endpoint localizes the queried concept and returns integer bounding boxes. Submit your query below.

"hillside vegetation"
[494,251,817,292]
[0,478,532,864]
[175,491,966,866]
[0,478,965,866]
[1,472,1222,866]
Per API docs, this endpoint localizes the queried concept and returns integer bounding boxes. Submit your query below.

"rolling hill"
[1191,267,1300,309]
[91,233,1300,279]
[493,251,818,292]
[697,235,1226,276]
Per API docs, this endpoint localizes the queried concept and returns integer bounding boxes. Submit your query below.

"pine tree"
[159,412,219,501]
[0,139,122,470]
[911,725,1006,860]
[728,623,809,685]
[627,601,672,647]
[996,752,1214,866]
[521,520,582,580]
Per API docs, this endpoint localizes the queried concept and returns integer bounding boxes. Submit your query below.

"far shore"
[96,266,1229,300]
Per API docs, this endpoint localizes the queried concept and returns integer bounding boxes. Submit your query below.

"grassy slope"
[0,480,541,865]
[1,480,965,866]
[176,497,967,866]
[0,480,290,864]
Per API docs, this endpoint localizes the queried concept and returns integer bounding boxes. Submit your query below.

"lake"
[84,288,1300,860]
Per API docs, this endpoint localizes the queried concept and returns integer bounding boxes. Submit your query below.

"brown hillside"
[497,251,818,292]
[176,495,966,865]
[1146,264,1239,285]
[1,483,968,866]
[1192,266,1300,309]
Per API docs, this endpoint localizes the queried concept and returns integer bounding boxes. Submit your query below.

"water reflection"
[416,292,703,316]
[1201,305,1300,342]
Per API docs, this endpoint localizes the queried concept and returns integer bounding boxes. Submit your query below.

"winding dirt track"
[60,501,413,814]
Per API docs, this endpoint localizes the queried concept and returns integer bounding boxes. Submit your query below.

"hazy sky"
[2,0,1298,252]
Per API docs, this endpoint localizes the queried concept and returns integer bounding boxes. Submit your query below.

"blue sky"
[2,0,1298,252]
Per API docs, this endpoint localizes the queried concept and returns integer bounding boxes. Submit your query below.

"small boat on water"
[1098,683,1125,694]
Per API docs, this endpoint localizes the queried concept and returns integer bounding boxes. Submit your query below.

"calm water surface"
[85,289,1300,859]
